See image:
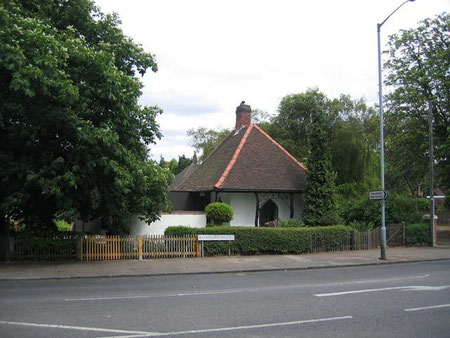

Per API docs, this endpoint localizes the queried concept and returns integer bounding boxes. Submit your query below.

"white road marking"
[314,286,407,297]
[65,274,430,302]
[65,289,240,302]
[102,316,354,338]
[0,320,158,336]
[404,304,450,312]
[314,285,450,297]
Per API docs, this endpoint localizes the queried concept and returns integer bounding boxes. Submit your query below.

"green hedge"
[165,225,352,255]
[13,232,80,260]
[343,195,429,227]
[405,223,429,245]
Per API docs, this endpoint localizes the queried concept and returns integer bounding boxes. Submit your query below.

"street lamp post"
[377,0,415,260]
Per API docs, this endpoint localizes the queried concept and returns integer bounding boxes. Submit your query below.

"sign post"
[369,190,389,260]
[198,235,235,257]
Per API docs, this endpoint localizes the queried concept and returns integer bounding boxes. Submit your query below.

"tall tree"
[275,90,379,191]
[302,94,339,226]
[384,13,450,193]
[0,0,172,242]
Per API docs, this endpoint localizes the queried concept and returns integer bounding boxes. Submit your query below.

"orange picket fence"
[79,235,200,261]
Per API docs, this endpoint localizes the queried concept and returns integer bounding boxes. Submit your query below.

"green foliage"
[405,223,430,245]
[279,219,304,227]
[165,225,351,256]
[342,194,428,227]
[275,91,379,191]
[205,202,233,225]
[55,219,72,232]
[0,0,171,234]
[385,13,450,193]
[300,90,339,226]
[444,196,450,210]
[13,232,80,260]
[187,127,230,161]
[347,221,374,232]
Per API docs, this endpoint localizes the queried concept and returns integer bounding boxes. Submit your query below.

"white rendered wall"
[130,212,206,236]
[221,192,303,227]
[221,192,256,227]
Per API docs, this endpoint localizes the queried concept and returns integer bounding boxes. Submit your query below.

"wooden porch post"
[289,193,294,219]
[255,192,260,227]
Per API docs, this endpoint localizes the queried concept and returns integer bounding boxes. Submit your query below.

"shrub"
[445,195,450,210]
[13,231,80,260]
[55,219,72,232]
[343,194,427,227]
[279,219,304,227]
[205,202,233,225]
[165,225,352,256]
[405,223,429,245]
[347,221,374,232]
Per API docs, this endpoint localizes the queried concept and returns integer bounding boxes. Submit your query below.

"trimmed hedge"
[405,223,429,245]
[279,219,304,227]
[165,225,352,255]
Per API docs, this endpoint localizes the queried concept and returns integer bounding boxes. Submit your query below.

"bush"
[343,194,427,227]
[13,231,80,260]
[165,225,352,256]
[405,223,429,245]
[347,221,374,232]
[205,202,233,225]
[445,196,450,210]
[279,219,304,227]
[55,219,72,232]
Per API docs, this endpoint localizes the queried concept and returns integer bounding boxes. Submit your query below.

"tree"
[275,90,379,191]
[0,0,172,243]
[187,127,230,161]
[384,13,450,193]
[295,92,339,226]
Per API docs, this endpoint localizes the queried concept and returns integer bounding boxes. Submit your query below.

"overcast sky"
[95,0,448,160]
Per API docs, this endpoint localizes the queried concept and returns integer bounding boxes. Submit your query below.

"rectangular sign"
[198,235,235,241]
[369,190,388,200]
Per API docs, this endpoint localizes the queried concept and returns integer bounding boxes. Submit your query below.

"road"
[0,260,449,337]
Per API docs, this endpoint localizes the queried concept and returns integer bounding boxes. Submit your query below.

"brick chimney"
[235,101,251,129]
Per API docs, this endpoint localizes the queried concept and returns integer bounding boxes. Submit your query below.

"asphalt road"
[0,260,449,337]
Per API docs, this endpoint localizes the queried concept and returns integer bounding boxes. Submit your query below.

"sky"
[95,0,448,161]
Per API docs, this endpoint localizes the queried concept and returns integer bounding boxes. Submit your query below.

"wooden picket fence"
[79,235,200,261]
[10,224,405,261]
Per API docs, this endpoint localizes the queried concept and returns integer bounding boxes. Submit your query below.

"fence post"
[402,222,406,245]
[138,236,143,260]
[350,231,355,251]
[9,236,14,260]
[76,236,82,260]
[195,235,201,257]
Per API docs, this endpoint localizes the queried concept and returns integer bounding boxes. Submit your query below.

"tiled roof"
[170,124,306,192]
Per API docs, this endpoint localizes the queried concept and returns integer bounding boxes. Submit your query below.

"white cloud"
[96,0,448,160]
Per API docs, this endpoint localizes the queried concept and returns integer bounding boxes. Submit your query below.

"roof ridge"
[253,124,307,171]
[214,124,254,189]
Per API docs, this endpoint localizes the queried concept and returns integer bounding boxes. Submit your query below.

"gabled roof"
[170,124,307,192]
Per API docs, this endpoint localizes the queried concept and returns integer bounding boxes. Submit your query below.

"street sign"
[369,190,389,200]
[198,235,235,241]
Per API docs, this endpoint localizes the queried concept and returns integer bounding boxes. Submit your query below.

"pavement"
[1,246,449,281]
